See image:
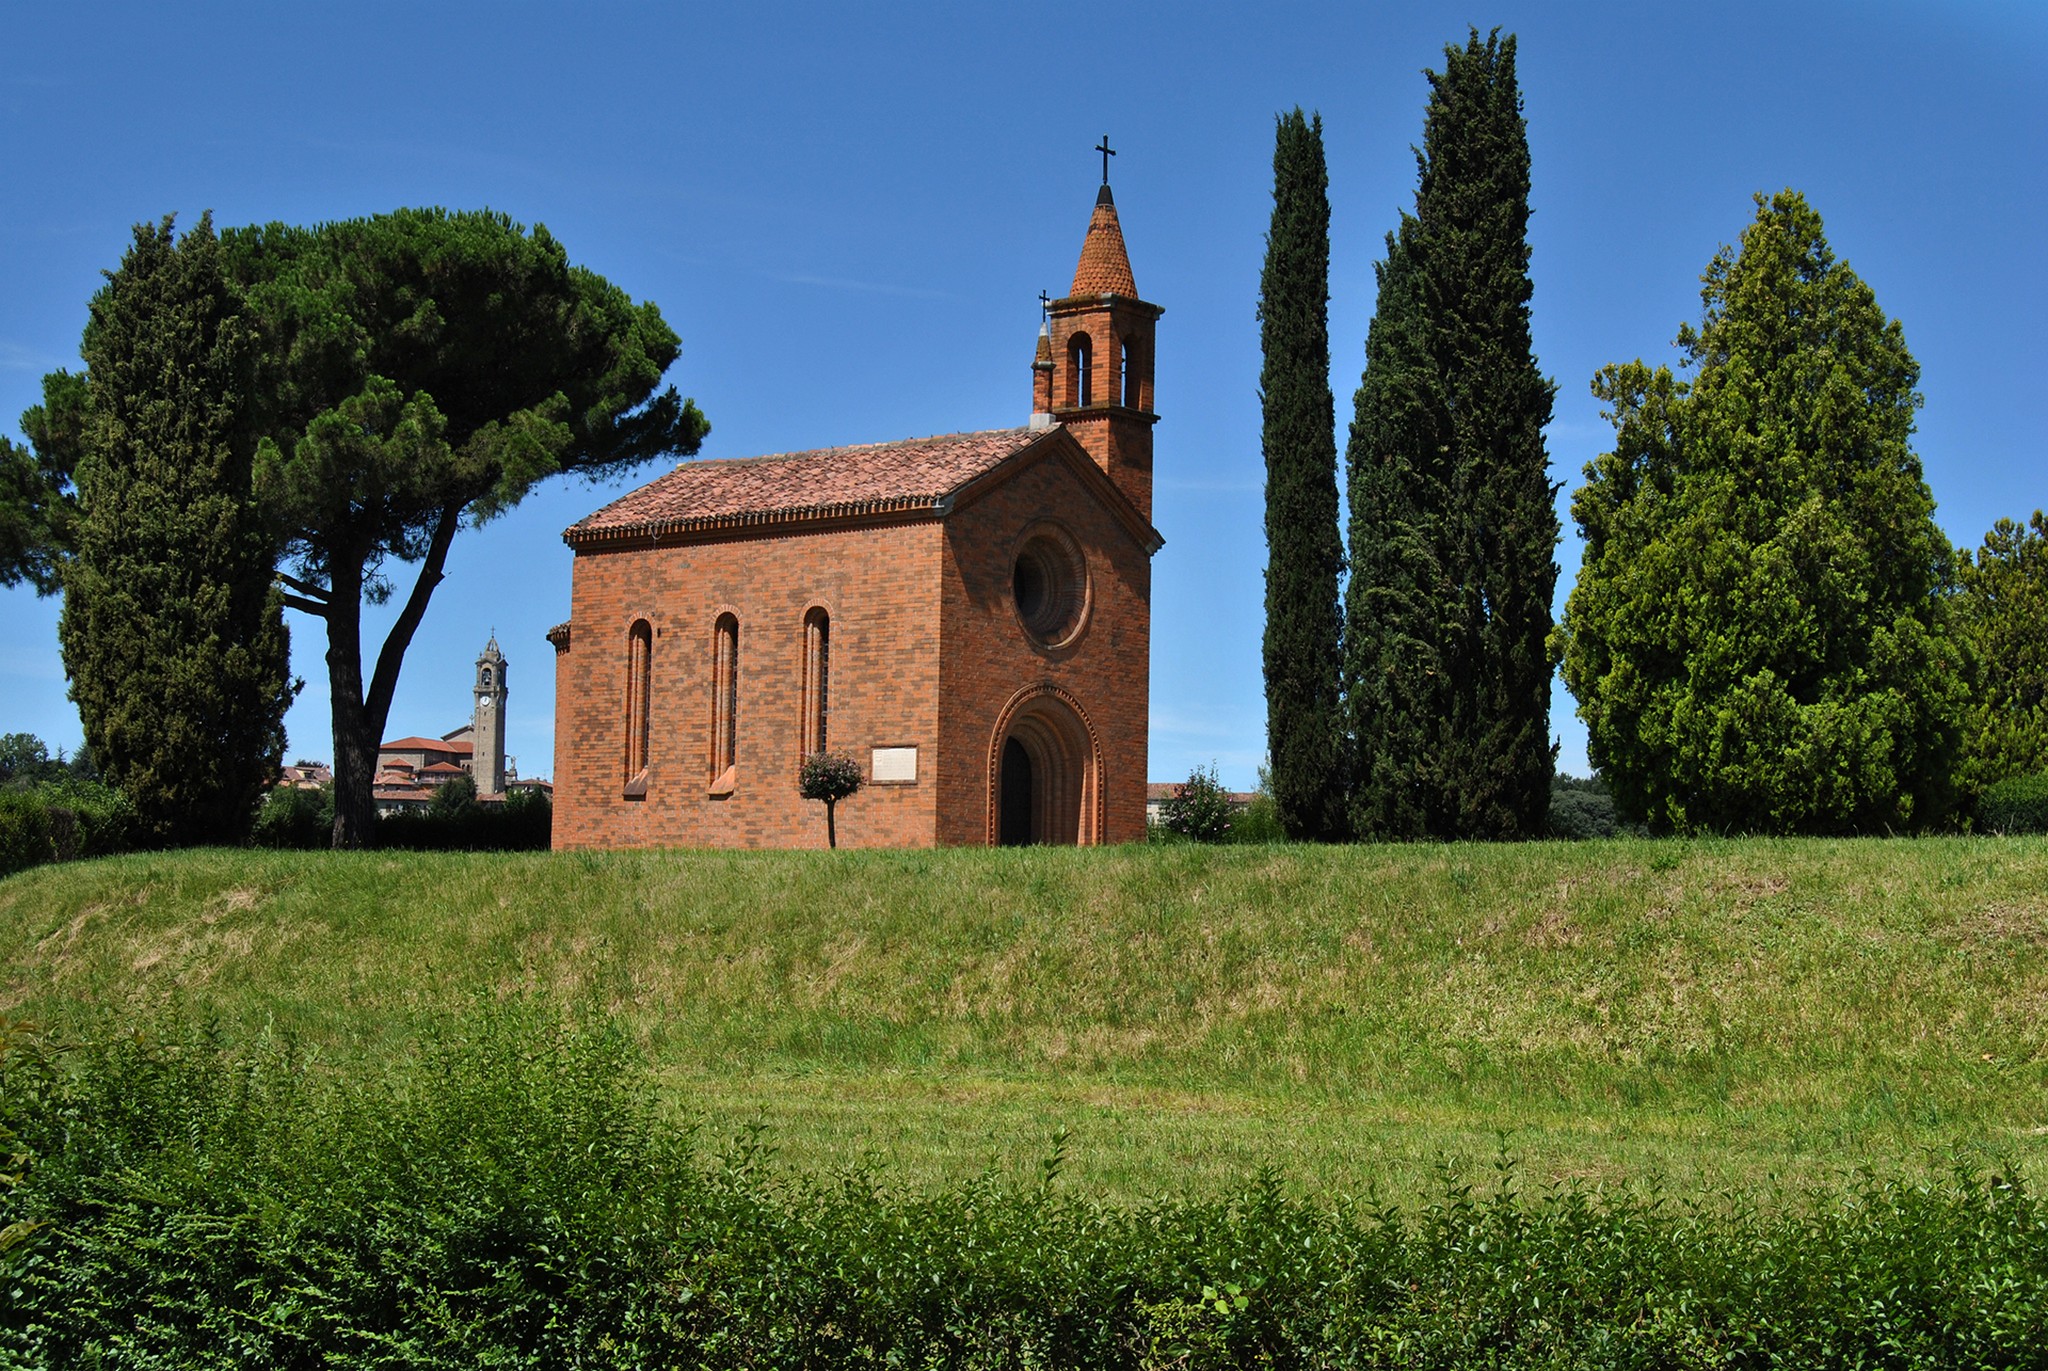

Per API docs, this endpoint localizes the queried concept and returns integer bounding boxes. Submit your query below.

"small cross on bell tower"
[1027,138,1164,520]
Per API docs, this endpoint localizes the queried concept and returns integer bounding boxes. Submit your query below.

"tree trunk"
[324,561,377,848]
[825,799,838,849]
[320,505,464,849]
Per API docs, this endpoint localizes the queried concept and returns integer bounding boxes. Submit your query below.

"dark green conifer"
[1344,29,1558,839]
[1259,109,1348,840]
[1557,192,1967,833]
[59,215,295,845]
[1344,232,1458,838]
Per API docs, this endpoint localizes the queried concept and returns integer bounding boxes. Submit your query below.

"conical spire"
[1070,185,1137,298]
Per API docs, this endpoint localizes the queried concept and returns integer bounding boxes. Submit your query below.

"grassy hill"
[4,838,2045,1202]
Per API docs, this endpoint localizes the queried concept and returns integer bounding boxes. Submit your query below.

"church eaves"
[1068,186,1138,299]
[565,428,1047,547]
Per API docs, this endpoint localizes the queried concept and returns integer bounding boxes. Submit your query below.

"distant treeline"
[0,748,551,877]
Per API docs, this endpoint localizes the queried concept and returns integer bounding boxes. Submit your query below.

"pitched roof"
[380,736,474,755]
[1070,186,1137,298]
[565,428,1051,547]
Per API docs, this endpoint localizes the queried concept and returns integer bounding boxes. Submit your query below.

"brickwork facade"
[550,182,1162,850]
[552,519,948,849]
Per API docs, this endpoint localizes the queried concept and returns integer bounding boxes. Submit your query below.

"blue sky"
[3,0,2042,791]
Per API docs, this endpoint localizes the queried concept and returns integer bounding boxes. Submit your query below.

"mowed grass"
[4,838,2045,1204]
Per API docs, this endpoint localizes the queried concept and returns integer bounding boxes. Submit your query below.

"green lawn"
[4,838,2044,1203]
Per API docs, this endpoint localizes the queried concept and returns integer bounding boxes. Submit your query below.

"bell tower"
[1033,139,1163,522]
[473,634,508,797]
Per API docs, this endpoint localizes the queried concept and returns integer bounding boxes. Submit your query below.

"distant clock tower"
[474,635,508,796]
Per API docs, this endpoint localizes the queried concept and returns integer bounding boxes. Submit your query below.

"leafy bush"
[251,780,334,849]
[1548,773,1621,839]
[5,1009,2048,1368]
[376,785,552,851]
[1229,788,1286,843]
[1159,764,1234,843]
[1978,771,2048,835]
[0,780,138,877]
[0,791,53,877]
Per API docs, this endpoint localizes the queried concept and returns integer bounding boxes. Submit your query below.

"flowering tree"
[1161,764,1235,843]
[798,751,864,849]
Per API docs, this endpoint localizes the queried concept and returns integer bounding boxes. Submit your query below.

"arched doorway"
[999,738,1034,846]
[990,687,1102,846]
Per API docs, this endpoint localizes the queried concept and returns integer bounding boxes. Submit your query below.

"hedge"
[4,1007,2045,1369]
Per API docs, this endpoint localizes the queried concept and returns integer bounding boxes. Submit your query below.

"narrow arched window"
[711,614,739,792]
[1123,336,1143,408]
[801,607,830,756]
[1068,332,1092,408]
[624,620,652,791]
[1119,338,1132,407]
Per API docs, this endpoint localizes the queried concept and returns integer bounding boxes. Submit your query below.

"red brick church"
[548,175,1162,848]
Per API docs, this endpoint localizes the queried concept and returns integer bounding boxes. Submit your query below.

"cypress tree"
[1259,109,1348,840]
[1430,29,1559,838]
[59,215,295,846]
[1344,230,1459,838]
[1344,29,1558,839]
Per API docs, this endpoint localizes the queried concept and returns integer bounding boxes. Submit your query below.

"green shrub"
[5,1009,2048,1367]
[1548,773,1621,839]
[1228,788,1286,843]
[375,785,552,851]
[0,780,138,876]
[251,781,334,849]
[0,791,55,877]
[1978,771,2048,834]
[39,778,139,858]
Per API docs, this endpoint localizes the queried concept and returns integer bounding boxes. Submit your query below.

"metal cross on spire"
[1095,135,1116,185]
[1038,289,1051,321]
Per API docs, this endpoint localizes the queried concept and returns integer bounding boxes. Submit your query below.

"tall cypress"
[1345,30,1558,839]
[1259,110,1347,840]
[59,215,294,845]
[1344,230,1459,838]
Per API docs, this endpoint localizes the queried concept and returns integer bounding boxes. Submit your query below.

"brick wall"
[552,520,945,849]
[552,434,1152,850]
[937,435,1153,846]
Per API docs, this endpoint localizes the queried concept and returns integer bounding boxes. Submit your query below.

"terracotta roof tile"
[567,428,1048,545]
[1070,191,1137,298]
[380,736,474,754]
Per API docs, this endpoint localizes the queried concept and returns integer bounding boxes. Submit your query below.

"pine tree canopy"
[1556,190,1967,834]
[57,215,295,846]
[32,209,707,847]
[1259,108,1347,841]
[1,372,88,595]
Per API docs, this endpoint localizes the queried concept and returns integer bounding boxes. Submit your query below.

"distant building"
[372,637,519,815]
[277,761,332,790]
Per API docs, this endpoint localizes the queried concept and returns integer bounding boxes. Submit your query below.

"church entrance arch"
[988,684,1103,846]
